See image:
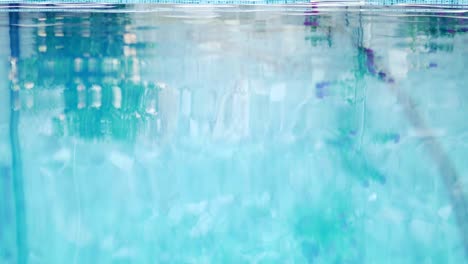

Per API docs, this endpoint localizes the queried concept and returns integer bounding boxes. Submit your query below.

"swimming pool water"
[0,3,467,263]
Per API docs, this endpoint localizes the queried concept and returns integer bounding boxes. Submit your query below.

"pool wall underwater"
[0,1,468,263]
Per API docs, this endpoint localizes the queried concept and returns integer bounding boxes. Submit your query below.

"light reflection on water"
[0,4,467,263]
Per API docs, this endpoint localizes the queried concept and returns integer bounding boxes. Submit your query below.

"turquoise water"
[0,3,468,263]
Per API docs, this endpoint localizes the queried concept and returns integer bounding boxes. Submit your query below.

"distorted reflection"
[15,13,159,141]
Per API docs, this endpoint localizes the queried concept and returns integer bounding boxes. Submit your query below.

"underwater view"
[0,2,467,263]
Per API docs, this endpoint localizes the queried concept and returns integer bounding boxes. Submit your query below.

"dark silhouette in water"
[8,6,27,264]
[359,32,468,259]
